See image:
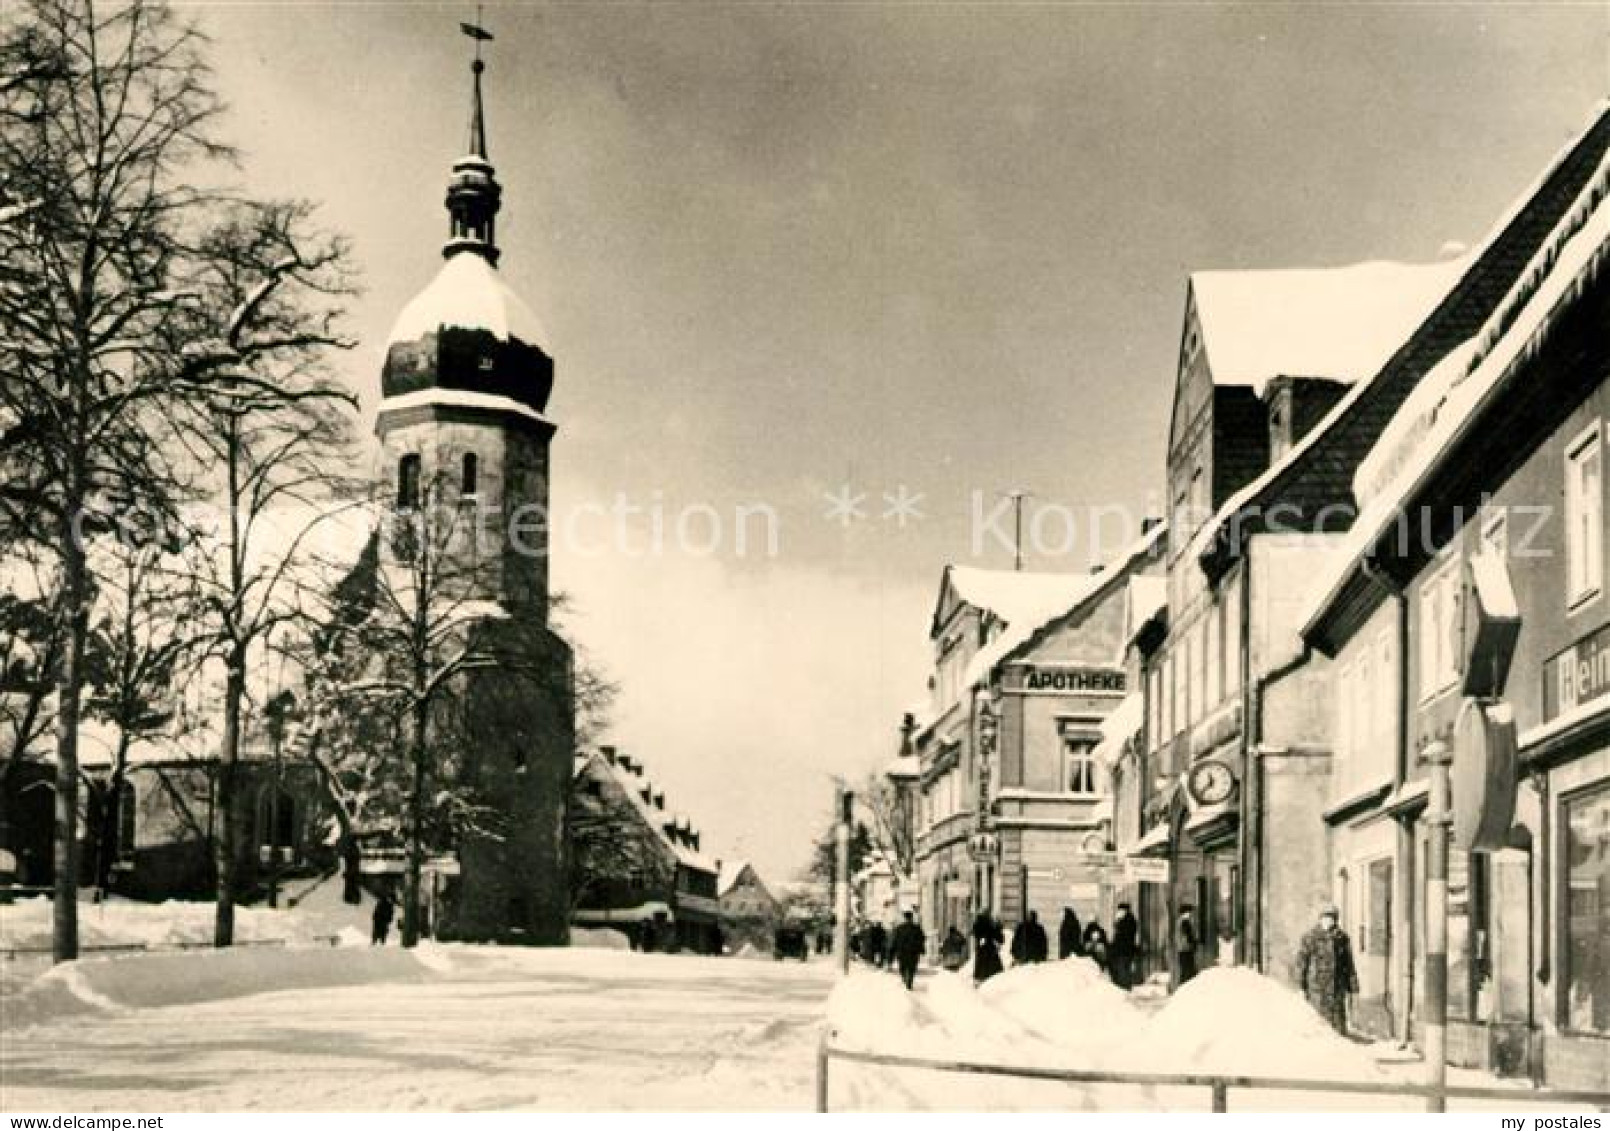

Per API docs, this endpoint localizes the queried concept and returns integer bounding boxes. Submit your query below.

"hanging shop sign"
[1460,554,1521,699]
[1023,667,1126,694]
[1452,696,1518,852]
[1123,857,1171,884]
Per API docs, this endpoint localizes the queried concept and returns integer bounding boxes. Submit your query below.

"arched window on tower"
[397,453,421,510]
[462,452,478,499]
[116,780,137,862]
[258,786,297,864]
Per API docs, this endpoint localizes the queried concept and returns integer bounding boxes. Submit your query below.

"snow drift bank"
[0,883,374,953]
[2,945,450,1033]
[825,961,1386,1111]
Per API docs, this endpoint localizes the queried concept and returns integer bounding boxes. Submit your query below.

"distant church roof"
[379,46,554,416]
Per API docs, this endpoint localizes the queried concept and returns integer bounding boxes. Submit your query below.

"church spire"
[444,18,501,264]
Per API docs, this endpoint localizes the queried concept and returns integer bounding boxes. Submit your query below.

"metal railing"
[815,1034,1610,1113]
[1,935,342,961]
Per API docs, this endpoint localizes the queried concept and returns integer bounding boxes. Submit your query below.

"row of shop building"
[894,101,1610,1090]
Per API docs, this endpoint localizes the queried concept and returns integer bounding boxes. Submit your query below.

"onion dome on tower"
[379,50,553,417]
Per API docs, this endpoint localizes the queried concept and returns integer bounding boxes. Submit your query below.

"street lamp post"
[1424,739,1452,1113]
[834,786,853,975]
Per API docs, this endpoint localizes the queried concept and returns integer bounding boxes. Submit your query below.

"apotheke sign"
[1022,667,1126,694]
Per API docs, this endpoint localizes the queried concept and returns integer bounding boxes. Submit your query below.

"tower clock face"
[1187,759,1236,806]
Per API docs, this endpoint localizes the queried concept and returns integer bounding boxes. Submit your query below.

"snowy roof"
[1189,102,1610,577]
[1300,137,1610,641]
[385,252,550,351]
[961,522,1166,690]
[1125,575,1168,644]
[590,751,721,875]
[717,860,751,896]
[941,566,1101,629]
[1191,258,1467,397]
[1092,693,1144,767]
[376,387,551,430]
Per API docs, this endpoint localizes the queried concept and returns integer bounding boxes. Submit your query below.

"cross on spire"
[443,12,502,263]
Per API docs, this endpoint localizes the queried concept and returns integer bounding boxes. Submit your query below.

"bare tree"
[0,0,352,961]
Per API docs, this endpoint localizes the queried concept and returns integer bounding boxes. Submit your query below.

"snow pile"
[571,927,631,951]
[1111,967,1384,1082]
[1,883,375,954]
[4,944,448,1032]
[826,962,1390,1110]
[978,957,1146,1053]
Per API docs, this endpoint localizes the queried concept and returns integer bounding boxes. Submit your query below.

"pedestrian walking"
[1295,903,1359,1034]
[1057,907,1084,960]
[1018,910,1049,964]
[1083,920,1110,971]
[1110,902,1140,989]
[890,910,926,990]
[1177,904,1198,985]
[939,925,970,972]
[971,910,1005,984]
[868,921,889,967]
[371,891,395,946]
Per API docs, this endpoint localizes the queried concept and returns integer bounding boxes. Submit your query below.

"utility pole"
[1423,739,1452,1113]
[835,786,853,975]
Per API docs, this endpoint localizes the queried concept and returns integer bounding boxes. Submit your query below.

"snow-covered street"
[1,946,836,1112]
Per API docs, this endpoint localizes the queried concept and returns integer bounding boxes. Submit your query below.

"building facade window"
[397,453,421,510]
[1564,782,1609,1034]
[116,780,136,861]
[1064,736,1100,795]
[1205,599,1221,712]
[1565,423,1602,608]
[1418,555,1462,701]
[462,452,479,498]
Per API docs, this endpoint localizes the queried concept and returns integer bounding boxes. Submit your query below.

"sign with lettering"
[1124,857,1171,884]
[1023,668,1126,694]
[1543,620,1610,722]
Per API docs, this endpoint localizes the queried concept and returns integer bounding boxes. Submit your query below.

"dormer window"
[462,452,479,498]
[397,453,421,510]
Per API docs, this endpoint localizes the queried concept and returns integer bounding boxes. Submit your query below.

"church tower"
[375,33,573,944]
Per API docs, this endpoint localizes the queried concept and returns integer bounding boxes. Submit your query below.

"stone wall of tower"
[443,617,574,945]
[375,406,551,618]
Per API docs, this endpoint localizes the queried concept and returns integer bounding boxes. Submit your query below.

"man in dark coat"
[1058,907,1083,960]
[371,892,395,946]
[1176,904,1199,985]
[1110,902,1140,989]
[971,911,1005,984]
[1296,903,1359,1034]
[890,910,926,990]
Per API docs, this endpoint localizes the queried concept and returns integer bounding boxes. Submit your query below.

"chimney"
[600,745,617,765]
[655,791,665,810]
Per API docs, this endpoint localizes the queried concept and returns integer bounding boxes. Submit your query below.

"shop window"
[1563,783,1610,1034]
[1565,423,1602,608]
